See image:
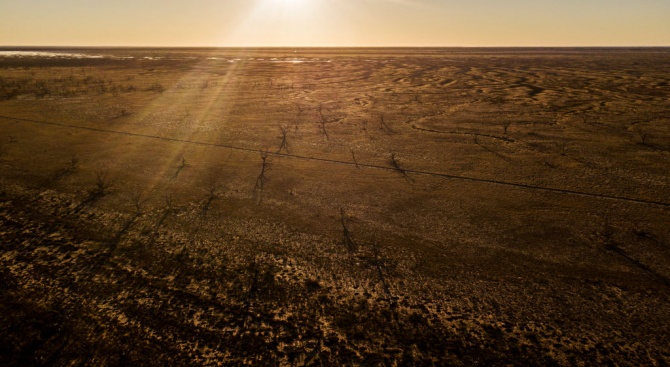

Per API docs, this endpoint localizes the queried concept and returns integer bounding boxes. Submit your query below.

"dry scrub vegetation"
[1,48,669,366]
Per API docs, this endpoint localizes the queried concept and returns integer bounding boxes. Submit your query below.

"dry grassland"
[1,47,669,366]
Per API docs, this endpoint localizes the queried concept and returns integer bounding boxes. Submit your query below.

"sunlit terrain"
[1,47,669,366]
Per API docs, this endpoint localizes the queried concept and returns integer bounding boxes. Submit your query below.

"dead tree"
[254,150,270,202]
[131,192,148,215]
[317,103,330,141]
[49,155,79,184]
[73,169,112,213]
[164,192,174,213]
[201,184,218,215]
[371,243,394,302]
[154,192,175,228]
[277,125,290,154]
[362,120,371,139]
[380,113,395,134]
[350,149,359,169]
[340,208,357,252]
[94,169,112,196]
[637,131,649,146]
[174,155,188,178]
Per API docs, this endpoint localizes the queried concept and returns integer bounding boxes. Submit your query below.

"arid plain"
[1,48,669,366]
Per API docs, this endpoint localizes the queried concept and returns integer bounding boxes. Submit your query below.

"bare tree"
[380,113,395,134]
[277,125,290,154]
[637,130,649,146]
[317,103,330,141]
[340,208,357,252]
[370,242,394,302]
[164,192,174,214]
[350,149,359,169]
[254,150,270,202]
[174,155,189,178]
[94,169,112,196]
[48,154,79,184]
[153,191,175,228]
[72,169,112,213]
[69,155,79,171]
[131,192,149,215]
[202,183,219,215]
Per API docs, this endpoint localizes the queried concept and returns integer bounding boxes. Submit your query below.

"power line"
[2,114,669,208]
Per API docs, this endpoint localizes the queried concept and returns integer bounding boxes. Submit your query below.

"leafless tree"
[350,149,359,169]
[69,155,79,171]
[340,208,357,252]
[131,192,149,215]
[174,155,188,178]
[317,103,330,141]
[94,169,112,196]
[362,120,371,139]
[370,242,394,302]
[637,131,649,145]
[254,150,270,202]
[202,183,219,215]
[277,125,290,154]
[380,113,395,134]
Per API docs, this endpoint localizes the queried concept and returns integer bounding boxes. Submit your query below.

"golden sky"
[1,0,669,47]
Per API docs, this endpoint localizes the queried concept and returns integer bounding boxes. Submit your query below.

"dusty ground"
[0,47,669,366]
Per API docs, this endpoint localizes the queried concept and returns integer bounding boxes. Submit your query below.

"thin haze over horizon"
[1,0,669,47]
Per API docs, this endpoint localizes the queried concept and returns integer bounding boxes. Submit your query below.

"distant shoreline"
[1,46,669,51]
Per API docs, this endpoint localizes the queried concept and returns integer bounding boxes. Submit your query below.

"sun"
[271,0,311,6]
[223,0,329,46]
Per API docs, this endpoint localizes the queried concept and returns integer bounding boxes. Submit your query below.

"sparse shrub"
[294,102,303,116]
[110,105,131,119]
[164,192,174,213]
[94,170,112,196]
[502,121,512,135]
[636,130,650,145]
[148,82,165,94]
[389,152,406,176]
[557,140,569,156]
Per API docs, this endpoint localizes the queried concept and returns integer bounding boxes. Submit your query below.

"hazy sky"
[1,0,669,47]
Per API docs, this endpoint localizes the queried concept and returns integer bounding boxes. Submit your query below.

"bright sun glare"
[224,0,327,46]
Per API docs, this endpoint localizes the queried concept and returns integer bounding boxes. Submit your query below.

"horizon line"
[1,45,670,49]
